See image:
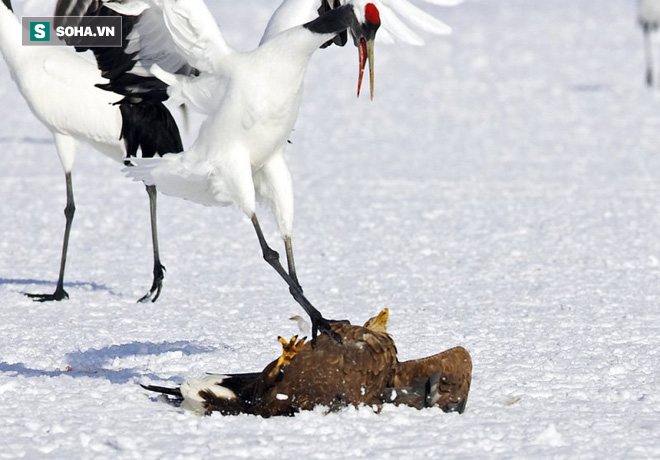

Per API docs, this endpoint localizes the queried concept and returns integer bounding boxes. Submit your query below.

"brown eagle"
[143,309,472,417]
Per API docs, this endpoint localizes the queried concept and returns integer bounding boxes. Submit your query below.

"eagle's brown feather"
[247,322,398,416]
[391,346,472,412]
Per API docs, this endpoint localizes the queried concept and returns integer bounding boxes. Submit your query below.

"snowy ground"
[1,0,659,457]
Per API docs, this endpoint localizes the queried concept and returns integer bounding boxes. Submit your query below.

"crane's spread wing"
[55,0,231,75]
[54,0,233,112]
[159,0,233,75]
[54,0,195,102]
[375,0,454,45]
[261,0,459,46]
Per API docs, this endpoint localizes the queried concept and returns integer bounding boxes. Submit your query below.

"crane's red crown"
[365,3,380,26]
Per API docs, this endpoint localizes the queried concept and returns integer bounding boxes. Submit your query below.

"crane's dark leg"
[138,185,166,303]
[26,172,75,301]
[251,214,340,345]
[284,236,300,290]
[644,24,655,87]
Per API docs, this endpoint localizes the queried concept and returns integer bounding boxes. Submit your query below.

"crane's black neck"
[2,0,13,12]
[304,4,354,36]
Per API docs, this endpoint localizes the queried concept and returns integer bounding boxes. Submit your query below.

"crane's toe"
[25,288,69,302]
[138,262,165,303]
[310,315,343,347]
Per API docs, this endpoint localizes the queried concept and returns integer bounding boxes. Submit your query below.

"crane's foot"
[25,288,69,302]
[310,314,343,347]
[138,262,166,303]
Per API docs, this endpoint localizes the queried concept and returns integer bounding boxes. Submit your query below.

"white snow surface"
[1,0,659,458]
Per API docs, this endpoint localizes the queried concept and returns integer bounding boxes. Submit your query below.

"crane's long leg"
[251,214,340,345]
[138,185,166,303]
[284,236,300,289]
[26,172,75,302]
[644,25,655,87]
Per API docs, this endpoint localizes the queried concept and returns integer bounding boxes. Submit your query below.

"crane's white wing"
[375,0,454,45]
[146,0,236,112]
[160,0,233,75]
[151,64,227,113]
[81,0,234,75]
[61,0,234,75]
[54,0,195,78]
[55,0,233,112]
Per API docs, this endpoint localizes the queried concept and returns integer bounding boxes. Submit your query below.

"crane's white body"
[133,27,331,237]
[128,1,352,238]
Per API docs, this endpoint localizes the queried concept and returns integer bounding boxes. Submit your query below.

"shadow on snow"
[0,278,121,297]
[0,341,218,384]
[0,135,53,145]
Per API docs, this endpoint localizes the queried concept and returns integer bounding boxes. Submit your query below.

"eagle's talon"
[273,335,306,374]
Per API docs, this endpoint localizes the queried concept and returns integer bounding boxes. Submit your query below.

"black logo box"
[21,16,123,47]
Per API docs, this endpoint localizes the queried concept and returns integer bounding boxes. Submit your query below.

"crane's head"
[350,2,381,100]
[309,1,381,99]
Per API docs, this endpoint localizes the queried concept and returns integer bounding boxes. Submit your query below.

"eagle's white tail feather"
[180,374,236,415]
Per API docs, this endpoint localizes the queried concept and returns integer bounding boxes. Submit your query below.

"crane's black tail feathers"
[119,101,184,159]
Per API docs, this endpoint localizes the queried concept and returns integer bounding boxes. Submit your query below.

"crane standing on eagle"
[2,0,458,342]
[53,0,455,342]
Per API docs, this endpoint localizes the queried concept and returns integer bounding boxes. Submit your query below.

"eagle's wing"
[389,346,472,413]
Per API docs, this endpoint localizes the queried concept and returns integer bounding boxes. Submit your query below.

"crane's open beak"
[357,36,375,100]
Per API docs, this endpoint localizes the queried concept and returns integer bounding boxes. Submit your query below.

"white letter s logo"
[34,24,46,40]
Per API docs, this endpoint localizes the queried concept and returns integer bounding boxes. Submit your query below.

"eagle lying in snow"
[142,309,472,417]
